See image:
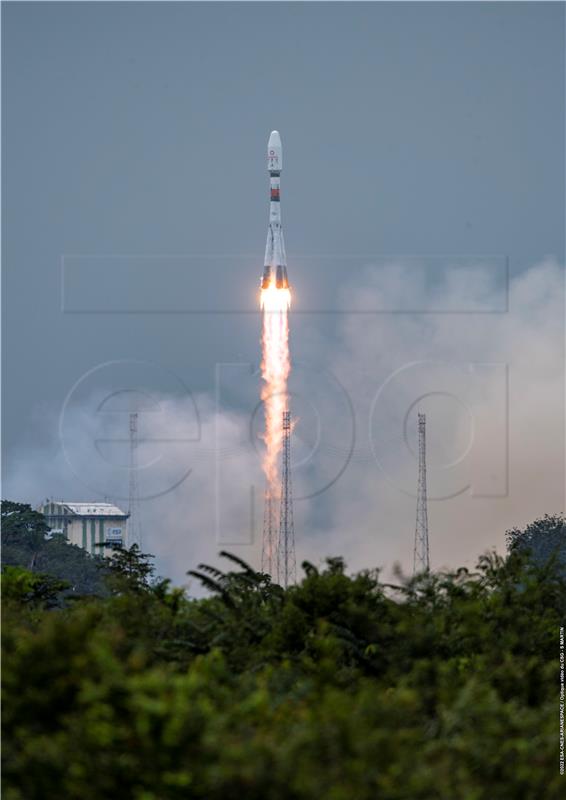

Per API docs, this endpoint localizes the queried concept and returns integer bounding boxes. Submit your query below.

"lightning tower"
[128,412,142,549]
[278,410,296,587]
[413,412,430,574]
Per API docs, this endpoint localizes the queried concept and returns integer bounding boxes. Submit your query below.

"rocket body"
[262,131,289,289]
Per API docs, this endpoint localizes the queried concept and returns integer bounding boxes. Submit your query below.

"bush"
[2,526,564,798]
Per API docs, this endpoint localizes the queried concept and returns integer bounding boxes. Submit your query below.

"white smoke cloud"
[293,258,564,575]
[4,259,564,585]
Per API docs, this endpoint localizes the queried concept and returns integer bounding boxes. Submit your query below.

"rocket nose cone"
[268,130,282,148]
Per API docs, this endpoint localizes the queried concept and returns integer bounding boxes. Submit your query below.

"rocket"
[261,130,289,289]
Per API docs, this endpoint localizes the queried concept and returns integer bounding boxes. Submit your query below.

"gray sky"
[2,2,564,580]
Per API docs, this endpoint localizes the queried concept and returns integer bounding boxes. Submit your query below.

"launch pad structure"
[261,410,296,588]
[261,491,278,578]
[278,410,296,588]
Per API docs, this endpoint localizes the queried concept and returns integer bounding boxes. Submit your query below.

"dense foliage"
[507,513,566,575]
[2,505,565,799]
[1,501,107,597]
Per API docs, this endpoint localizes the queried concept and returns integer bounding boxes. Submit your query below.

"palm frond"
[196,563,227,581]
[187,570,236,608]
[219,551,257,575]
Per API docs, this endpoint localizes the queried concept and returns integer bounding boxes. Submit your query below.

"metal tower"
[413,412,430,574]
[278,410,296,588]
[128,412,142,549]
[261,489,278,581]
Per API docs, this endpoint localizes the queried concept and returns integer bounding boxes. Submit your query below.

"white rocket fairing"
[262,130,289,289]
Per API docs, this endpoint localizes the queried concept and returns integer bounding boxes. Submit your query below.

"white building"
[37,500,129,556]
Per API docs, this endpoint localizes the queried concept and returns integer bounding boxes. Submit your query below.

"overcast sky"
[2,2,564,581]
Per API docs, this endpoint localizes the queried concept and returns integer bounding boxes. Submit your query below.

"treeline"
[2,502,565,799]
[1,501,108,596]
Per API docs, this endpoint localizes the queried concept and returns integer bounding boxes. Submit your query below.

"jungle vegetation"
[2,501,564,799]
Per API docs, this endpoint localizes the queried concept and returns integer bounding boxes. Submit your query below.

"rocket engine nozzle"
[276,266,289,289]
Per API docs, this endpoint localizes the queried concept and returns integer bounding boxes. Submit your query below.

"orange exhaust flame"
[260,279,291,571]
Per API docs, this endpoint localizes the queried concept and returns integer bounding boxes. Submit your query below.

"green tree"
[1,501,50,570]
[2,566,69,609]
[506,513,565,574]
[1,500,107,597]
[2,515,565,799]
[103,544,156,594]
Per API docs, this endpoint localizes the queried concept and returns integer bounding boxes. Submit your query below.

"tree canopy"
[506,513,565,575]
[2,509,564,799]
[1,500,108,597]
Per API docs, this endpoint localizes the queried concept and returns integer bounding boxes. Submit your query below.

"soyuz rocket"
[261,130,289,289]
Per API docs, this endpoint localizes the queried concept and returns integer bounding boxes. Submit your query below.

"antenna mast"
[128,412,142,549]
[413,412,430,574]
